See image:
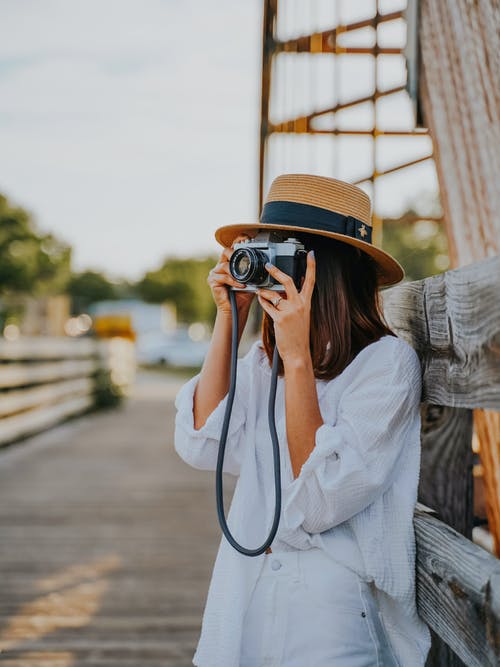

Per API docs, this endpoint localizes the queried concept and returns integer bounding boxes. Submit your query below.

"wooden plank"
[0,372,225,665]
[0,360,98,389]
[379,254,500,664]
[419,0,500,266]
[0,378,94,419]
[0,337,98,361]
[419,404,474,538]
[419,0,500,566]
[414,508,500,667]
[0,396,94,447]
[419,404,474,667]
[381,254,500,410]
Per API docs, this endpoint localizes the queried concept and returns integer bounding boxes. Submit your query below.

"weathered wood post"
[419,0,500,558]
[382,254,500,666]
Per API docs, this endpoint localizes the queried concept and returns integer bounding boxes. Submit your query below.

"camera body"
[229,231,307,292]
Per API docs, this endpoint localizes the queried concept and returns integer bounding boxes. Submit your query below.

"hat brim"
[214,223,405,288]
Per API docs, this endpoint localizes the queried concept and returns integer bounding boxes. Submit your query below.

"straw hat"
[214,173,404,288]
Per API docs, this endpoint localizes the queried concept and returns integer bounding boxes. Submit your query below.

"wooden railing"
[382,254,500,666]
[0,336,135,447]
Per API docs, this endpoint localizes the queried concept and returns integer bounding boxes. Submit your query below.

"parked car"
[136,329,210,367]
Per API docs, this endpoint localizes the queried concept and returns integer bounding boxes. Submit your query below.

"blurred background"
[1,1,498,665]
[0,0,448,374]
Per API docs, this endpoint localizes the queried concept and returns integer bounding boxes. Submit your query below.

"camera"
[229,231,307,292]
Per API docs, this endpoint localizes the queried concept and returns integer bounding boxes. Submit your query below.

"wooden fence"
[0,336,136,448]
[382,253,500,666]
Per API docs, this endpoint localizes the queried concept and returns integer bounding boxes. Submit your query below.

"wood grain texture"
[414,508,500,667]
[419,0,500,569]
[419,0,500,266]
[381,254,500,410]
[0,372,229,666]
[382,254,500,664]
[419,403,474,538]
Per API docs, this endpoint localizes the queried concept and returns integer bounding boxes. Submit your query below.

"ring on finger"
[272,295,283,307]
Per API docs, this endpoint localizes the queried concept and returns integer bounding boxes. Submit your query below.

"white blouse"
[174,334,432,667]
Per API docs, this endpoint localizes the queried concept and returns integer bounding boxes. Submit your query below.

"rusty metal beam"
[258,0,277,214]
[353,153,434,184]
[269,85,410,132]
[258,1,434,244]
[275,10,404,54]
[279,44,402,55]
[271,126,429,137]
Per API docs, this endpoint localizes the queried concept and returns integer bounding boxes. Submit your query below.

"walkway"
[0,370,235,666]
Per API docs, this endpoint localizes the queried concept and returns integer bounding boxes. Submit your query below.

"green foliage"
[381,214,450,283]
[0,194,71,296]
[67,270,120,313]
[136,255,218,324]
[92,367,125,409]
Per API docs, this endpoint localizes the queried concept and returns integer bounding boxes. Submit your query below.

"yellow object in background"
[93,314,136,341]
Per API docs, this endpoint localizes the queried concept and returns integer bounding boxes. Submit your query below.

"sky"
[0,0,438,282]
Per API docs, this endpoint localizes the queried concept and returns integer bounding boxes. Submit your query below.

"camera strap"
[215,288,282,556]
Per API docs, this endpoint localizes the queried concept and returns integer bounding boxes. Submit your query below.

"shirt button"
[271,559,282,571]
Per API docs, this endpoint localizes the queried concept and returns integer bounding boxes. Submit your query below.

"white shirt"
[174,334,432,666]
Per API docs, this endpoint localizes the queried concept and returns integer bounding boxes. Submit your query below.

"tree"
[135,256,218,324]
[381,193,449,282]
[67,271,121,314]
[0,193,71,296]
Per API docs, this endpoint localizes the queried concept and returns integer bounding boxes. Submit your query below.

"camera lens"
[234,252,251,276]
[230,248,268,284]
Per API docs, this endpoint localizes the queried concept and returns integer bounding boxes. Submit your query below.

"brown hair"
[261,232,397,379]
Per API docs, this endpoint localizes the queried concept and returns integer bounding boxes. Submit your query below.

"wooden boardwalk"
[0,370,235,666]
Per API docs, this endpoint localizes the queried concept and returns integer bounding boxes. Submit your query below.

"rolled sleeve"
[281,344,422,535]
[173,341,259,476]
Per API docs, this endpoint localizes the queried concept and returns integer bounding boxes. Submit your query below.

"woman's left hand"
[256,250,316,366]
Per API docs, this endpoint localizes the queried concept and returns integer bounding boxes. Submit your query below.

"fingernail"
[309,250,315,259]
[265,261,273,268]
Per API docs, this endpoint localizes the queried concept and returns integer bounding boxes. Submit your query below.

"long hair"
[261,232,397,380]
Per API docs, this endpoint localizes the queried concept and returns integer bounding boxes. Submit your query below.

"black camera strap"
[215,287,282,556]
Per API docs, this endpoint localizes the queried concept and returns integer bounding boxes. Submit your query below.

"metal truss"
[258,1,442,245]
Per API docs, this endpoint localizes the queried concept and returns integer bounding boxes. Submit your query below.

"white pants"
[239,548,400,667]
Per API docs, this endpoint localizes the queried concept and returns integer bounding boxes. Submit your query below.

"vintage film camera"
[229,231,307,292]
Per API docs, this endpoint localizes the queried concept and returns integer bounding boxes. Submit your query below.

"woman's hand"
[194,235,256,429]
[256,250,316,366]
[207,234,256,317]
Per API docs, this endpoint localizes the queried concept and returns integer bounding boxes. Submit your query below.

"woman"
[174,174,432,666]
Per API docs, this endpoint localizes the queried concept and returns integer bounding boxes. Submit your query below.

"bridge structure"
[0,371,235,665]
[258,0,440,247]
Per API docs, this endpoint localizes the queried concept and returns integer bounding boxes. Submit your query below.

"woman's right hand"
[207,235,256,317]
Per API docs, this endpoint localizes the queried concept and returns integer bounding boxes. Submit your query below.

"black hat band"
[260,200,372,244]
